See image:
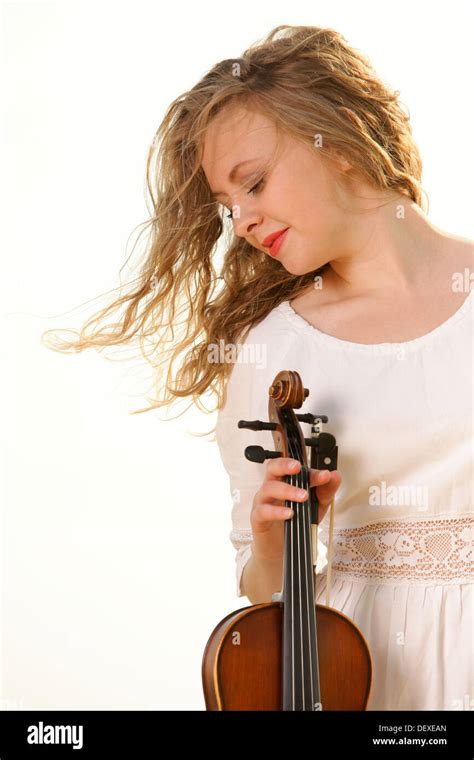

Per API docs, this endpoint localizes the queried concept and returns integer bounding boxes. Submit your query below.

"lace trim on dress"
[230,529,254,548]
[320,515,474,585]
[231,514,474,591]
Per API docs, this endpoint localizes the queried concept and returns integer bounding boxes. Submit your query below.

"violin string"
[287,427,315,711]
[302,448,315,710]
[288,432,312,711]
[302,460,315,710]
[287,433,296,709]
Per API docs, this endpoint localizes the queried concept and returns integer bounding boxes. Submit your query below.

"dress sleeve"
[216,357,329,598]
[215,357,267,597]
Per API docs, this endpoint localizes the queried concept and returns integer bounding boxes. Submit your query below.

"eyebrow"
[210,158,262,200]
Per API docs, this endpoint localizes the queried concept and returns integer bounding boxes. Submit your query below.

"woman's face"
[201,104,356,276]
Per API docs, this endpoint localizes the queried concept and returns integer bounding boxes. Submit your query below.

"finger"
[309,469,336,487]
[260,480,309,503]
[255,503,295,523]
[265,457,301,481]
[311,470,342,505]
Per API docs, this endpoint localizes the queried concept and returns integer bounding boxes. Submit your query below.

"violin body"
[204,370,373,710]
[202,602,372,710]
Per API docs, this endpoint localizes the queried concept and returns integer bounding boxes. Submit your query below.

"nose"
[232,202,262,240]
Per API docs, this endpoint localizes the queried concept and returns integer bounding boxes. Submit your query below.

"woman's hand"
[250,457,342,561]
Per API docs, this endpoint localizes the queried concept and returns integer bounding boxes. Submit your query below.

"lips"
[262,227,290,247]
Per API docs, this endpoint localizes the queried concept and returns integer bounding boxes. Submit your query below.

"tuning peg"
[238,419,278,431]
[296,413,329,424]
[244,446,282,463]
[304,433,336,449]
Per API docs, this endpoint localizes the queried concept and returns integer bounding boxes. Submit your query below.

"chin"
[282,260,315,276]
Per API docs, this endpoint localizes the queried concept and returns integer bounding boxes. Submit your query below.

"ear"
[329,147,353,174]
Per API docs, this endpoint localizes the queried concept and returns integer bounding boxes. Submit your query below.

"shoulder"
[217,301,307,416]
[229,300,302,363]
[437,235,473,293]
[439,234,473,265]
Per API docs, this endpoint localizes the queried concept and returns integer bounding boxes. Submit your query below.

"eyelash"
[225,176,266,219]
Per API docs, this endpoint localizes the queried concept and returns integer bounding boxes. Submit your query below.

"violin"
[202,370,372,710]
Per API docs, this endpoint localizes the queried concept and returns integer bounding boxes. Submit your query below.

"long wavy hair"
[41,24,427,424]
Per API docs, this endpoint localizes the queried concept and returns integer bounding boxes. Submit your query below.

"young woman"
[44,25,473,711]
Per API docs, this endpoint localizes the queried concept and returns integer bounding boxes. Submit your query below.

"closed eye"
[225,175,266,219]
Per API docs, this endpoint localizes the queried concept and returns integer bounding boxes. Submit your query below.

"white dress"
[215,288,474,711]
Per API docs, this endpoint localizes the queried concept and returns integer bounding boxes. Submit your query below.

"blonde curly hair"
[41,24,427,422]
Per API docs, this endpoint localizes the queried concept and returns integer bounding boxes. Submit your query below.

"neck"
[326,191,447,298]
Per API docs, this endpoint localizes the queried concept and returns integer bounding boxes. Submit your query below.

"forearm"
[241,527,329,603]
[241,543,284,604]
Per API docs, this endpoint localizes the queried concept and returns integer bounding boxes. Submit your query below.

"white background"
[1,0,473,709]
